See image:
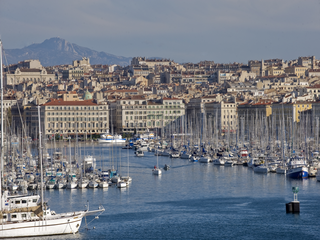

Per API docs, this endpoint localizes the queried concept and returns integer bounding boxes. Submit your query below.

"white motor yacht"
[135,150,144,157]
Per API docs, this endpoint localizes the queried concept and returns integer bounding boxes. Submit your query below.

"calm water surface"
[24,144,320,239]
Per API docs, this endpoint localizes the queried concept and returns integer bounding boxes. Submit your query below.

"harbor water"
[28,144,320,239]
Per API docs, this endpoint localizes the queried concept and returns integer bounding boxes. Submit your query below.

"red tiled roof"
[42,99,97,106]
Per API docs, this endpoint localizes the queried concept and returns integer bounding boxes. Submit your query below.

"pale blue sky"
[1,0,320,63]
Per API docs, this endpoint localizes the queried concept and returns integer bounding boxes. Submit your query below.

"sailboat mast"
[0,39,3,211]
[37,106,44,214]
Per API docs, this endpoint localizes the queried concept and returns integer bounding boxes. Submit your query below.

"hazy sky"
[1,0,320,64]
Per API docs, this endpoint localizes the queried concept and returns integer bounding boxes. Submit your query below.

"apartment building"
[204,100,238,132]
[131,57,173,68]
[5,68,55,86]
[41,96,109,137]
[307,85,320,99]
[186,96,220,121]
[115,96,185,133]
[271,101,312,124]
[284,66,308,78]
[62,67,84,80]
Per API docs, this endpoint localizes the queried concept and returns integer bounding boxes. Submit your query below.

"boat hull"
[98,139,126,143]
[199,158,211,163]
[180,154,191,159]
[287,167,308,179]
[254,166,269,173]
[152,169,162,175]
[0,214,82,238]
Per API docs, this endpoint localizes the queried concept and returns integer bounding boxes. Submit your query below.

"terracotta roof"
[42,99,97,106]
[163,97,181,100]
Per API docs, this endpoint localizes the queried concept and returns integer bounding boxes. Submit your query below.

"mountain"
[3,37,131,66]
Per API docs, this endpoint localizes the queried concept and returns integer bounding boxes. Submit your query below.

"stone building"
[5,68,55,86]
[115,96,185,134]
[204,100,238,132]
[41,94,109,137]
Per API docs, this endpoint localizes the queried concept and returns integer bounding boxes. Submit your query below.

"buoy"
[286,187,300,213]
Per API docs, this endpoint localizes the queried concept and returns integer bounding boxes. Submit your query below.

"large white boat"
[98,130,126,143]
[0,190,104,238]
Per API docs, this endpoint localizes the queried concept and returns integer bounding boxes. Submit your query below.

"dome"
[84,89,92,100]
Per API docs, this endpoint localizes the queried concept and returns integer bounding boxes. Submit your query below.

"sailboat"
[0,39,104,238]
[152,149,162,175]
[66,138,78,189]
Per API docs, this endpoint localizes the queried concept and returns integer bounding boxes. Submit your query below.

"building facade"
[42,98,109,137]
[115,97,185,134]
[5,68,55,86]
[205,100,238,132]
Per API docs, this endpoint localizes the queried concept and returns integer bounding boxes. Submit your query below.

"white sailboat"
[152,150,162,175]
[0,39,104,238]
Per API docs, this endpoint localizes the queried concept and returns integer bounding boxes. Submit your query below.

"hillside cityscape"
[2,38,320,141]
